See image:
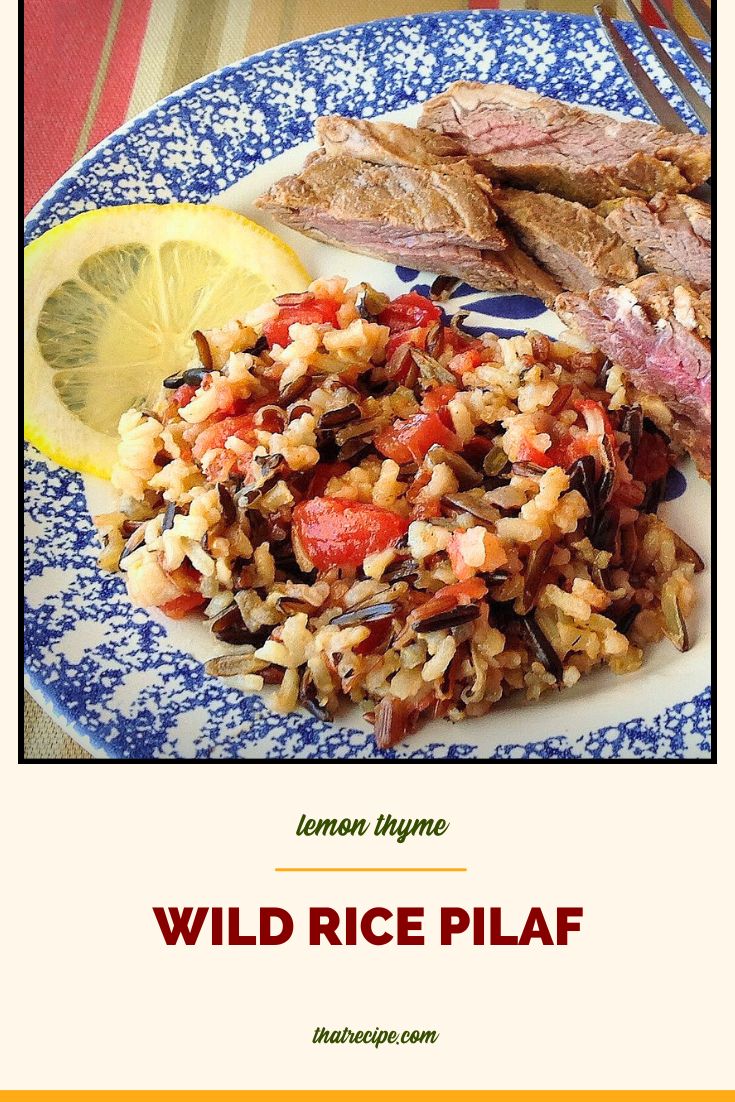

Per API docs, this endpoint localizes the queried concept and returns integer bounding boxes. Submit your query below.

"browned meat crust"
[420,82,711,205]
[316,115,467,169]
[257,152,506,250]
[493,188,638,291]
[256,152,561,301]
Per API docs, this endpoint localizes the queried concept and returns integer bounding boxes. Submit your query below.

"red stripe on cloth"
[87,0,153,153]
[24,0,115,213]
[641,0,669,28]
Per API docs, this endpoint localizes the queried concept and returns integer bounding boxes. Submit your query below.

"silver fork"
[594,1,711,134]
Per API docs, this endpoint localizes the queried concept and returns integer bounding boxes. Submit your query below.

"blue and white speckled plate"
[24,11,711,760]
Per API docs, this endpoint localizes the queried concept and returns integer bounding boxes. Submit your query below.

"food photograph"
[23,1,712,761]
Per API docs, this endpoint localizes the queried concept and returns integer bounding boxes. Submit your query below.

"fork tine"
[622,0,710,130]
[679,0,711,40]
[646,0,711,84]
[594,6,690,134]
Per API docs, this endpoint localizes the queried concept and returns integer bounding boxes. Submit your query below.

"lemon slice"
[24,203,310,478]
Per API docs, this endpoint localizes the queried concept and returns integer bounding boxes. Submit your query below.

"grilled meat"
[556,274,711,477]
[493,187,638,291]
[602,193,711,289]
[419,82,711,205]
[316,115,467,169]
[256,152,561,301]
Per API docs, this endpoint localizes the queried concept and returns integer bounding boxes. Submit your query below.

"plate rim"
[24,8,704,234]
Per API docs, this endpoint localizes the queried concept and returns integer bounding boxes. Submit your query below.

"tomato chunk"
[160,593,206,619]
[173,383,197,408]
[385,326,427,360]
[191,413,257,461]
[421,384,458,412]
[442,327,475,354]
[375,411,460,465]
[378,291,442,334]
[448,348,483,377]
[516,438,555,469]
[263,298,341,348]
[292,497,409,570]
[546,432,598,470]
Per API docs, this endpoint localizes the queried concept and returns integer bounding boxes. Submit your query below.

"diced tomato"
[159,593,206,619]
[448,348,483,377]
[378,291,442,334]
[405,468,436,520]
[546,432,598,470]
[444,578,488,603]
[307,462,349,498]
[442,327,475,354]
[516,438,555,469]
[169,562,202,594]
[292,497,409,571]
[191,413,258,461]
[385,326,427,360]
[633,430,671,484]
[421,384,458,412]
[410,496,443,521]
[375,411,460,465]
[173,383,197,408]
[263,298,341,348]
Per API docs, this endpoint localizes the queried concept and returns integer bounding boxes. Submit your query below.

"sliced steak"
[420,82,711,205]
[258,153,506,250]
[256,153,561,302]
[603,193,711,288]
[493,188,638,291]
[316,115,467,169]
[556,275,711,477]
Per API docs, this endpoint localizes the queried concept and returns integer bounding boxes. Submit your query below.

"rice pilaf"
[95,276,702,749]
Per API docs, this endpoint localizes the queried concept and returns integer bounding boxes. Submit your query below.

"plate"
[24,10,712,760]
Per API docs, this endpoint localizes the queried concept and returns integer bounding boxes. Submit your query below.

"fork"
[594,1,711,134]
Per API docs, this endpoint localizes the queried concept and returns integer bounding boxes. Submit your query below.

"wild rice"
[95,277,704,749]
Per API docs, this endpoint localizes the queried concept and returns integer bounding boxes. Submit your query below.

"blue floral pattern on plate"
[24,11,710,759]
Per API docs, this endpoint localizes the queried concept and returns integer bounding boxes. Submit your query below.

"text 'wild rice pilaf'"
[95,276,703,749]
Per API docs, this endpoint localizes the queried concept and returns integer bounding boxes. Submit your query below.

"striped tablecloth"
[23,0,704,758]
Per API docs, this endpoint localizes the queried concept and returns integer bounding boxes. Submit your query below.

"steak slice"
[258,152,506,250]
[555,275,711,477]
[256,153,561,302]
[493,188,638,291]
[316,115,467,169]
[602,193,711,289]
[419,82,711,205]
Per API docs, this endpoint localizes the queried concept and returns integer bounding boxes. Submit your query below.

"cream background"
[11,4,729,1092]
[0,766,732,1089]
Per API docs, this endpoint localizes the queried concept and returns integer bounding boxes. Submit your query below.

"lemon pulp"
[24,204,310,478]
